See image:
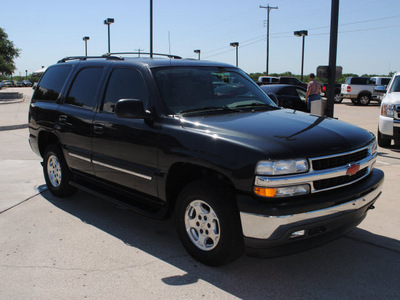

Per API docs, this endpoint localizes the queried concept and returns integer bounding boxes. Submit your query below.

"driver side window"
[102,68,149,113]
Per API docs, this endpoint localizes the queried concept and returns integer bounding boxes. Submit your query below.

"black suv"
[29,54,384,266]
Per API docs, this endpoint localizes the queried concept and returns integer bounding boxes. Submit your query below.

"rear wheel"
[43,144,77,197]
[175,180,244,266]
[334,94,343,103]
[357,94,371,106]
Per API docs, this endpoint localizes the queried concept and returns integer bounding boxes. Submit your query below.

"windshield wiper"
[232,102,278,110]
[180,106,240,114]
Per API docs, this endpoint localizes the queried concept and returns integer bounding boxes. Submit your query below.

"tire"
[43,144,77,197]
[377,129,391,148]
[334,94,343,103]
[357,94,371,106]
[175,180,244,266]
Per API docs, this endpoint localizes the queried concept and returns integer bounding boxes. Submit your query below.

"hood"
[383,92,400,105]
[177,109,374,159]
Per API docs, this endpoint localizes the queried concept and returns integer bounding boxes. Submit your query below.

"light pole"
[83,36,90,56]
[194,49,201,60]
[25,70,28,80]
[230,42,239,67]
[104,18,114,53]
[294,30,308,81]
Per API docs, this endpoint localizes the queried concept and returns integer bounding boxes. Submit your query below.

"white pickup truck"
[340,77,376,106]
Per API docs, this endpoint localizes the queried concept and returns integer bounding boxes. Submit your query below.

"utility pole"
[260,4,278,75]
[135,49,144,57]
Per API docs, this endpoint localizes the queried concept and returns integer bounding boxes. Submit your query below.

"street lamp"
[83,36,90,56]
[294,30,308,81]
[104,18,114,53]
[25,70,28,80]
[230,42,239,67]
[194,49,201,60]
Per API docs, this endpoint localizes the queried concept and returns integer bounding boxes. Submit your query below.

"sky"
[2,0,400,77]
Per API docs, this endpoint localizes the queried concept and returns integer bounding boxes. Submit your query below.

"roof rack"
[57,56,124,63]
[102,52,182,59]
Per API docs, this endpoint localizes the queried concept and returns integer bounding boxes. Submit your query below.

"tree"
[0,28,20,76]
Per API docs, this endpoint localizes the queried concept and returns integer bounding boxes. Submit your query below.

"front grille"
[314,168,368,190]
[312,149,369,171]
[395,105,400,120]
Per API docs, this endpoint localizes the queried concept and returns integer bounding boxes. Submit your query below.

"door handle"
[58,115,67,125]
[93,122,105,134]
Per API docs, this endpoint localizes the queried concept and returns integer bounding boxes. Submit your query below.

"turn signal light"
[254,187,277,197]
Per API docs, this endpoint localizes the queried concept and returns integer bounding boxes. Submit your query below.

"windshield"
[152,67,278,115]
[389,76,400,93]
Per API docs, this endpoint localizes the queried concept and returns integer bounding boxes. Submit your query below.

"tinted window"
[351,77,371,85]
[102,68,149,113]
[32,65,72,101]
[65,68,103,109]
[381,78,391,85]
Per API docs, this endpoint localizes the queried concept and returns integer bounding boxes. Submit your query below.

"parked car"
[279,76,307,89]
[22,80,33,87]
[15,81,23,87]
[321,83,342,102]
[378,72,400,147]
[29,54,383,266]
[340,77,376,105]
[373,85,387,102]
[257,76,280,85]
[370,76,391,86]
[0,82,4,89]
[1,80,14,87]
[260,84,308,112]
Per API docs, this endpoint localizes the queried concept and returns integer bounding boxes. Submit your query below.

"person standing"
[305,73,321,112]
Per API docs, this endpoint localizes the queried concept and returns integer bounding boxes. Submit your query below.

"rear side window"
[102,68,149,113]
[32,65,72,102]
[65,67,104,109]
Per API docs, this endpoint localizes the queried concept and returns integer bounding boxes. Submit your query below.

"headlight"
[256,159,309,175]
[381,104,395,117]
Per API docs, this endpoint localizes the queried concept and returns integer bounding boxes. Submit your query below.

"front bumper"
[238,168,384,257]
[379,115,400,139]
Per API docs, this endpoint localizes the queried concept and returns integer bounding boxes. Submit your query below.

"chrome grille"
[312,149,369,171]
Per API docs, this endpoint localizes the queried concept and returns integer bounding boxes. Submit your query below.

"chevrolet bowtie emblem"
[346,163,360,176]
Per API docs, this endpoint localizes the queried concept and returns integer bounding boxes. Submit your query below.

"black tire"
[351,98,359,105]
[377,129,391,148]
[43,144,77,197]
[357,94,371,106]
[175,180,244,266]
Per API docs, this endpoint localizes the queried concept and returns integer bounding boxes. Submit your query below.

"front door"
[91,67,159,197]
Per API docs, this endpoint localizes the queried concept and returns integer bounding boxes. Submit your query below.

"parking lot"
[0,87,399,299]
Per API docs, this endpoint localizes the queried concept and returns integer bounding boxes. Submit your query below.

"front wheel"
[175,180,244,266]
[43,144,77,197]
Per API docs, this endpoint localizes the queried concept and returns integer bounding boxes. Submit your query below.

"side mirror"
[114,99,152,119]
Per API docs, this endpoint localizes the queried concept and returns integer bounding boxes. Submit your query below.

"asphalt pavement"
[0,87,399,299]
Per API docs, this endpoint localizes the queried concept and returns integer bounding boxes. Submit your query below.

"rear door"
[57,64,106,175]
[91,67,160,197]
